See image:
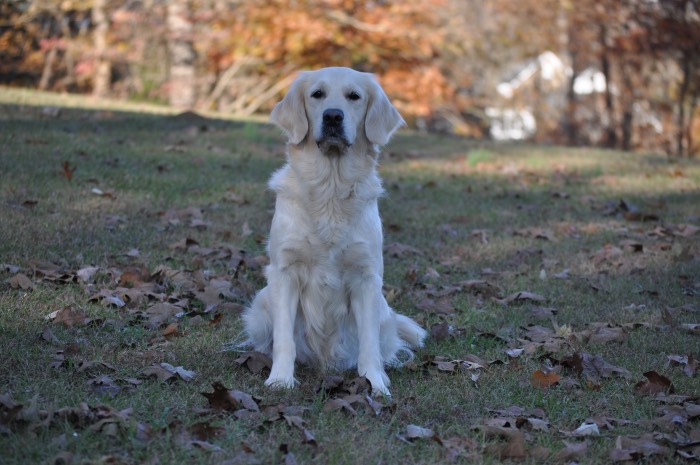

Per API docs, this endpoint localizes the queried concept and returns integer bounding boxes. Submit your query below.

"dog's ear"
[365,77,405,146]
[270,72,309,145]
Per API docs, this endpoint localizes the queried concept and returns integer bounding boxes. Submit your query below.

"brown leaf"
[634,371,674,396]
[323,398,358,416]
[188,421,225,441]
[62,161,76,181]
[141,363,195,383]
[283,414,317,447]
[530,370,560,389]
[458,279,504,298]
[497,291,546,305]
[209,313,225,326]
[582,324,628,345]
[416,297,455,315]
[483,428,527,460]
[9,273,34,290]
[145,302,182,329]
[202,381,260,412]
[554,440,589,462]
[140,365,175,383]
[47,306,91,327]
[161,323,182,339]
[234,351,272,374]
[610,434,671,462]
[667,354,698,377]
[384,242,423,258]
[562,352,632,384]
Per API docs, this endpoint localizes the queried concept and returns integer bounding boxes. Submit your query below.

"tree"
[92,0,110,97]
[167,0,196,109]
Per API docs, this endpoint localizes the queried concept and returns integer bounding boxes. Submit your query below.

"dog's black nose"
[323,109,344,126]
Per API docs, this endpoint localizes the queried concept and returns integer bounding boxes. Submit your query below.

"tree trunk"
[565,14,578,146]
[676,52,691,156]
[39,46,58,90]
[688,86,698,157]
[600,24,617,148]
[167,0,196,109]
[92,0,111,97]
[621,108,633,151]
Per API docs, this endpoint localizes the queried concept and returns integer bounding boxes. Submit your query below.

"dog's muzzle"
[317,108,351,155]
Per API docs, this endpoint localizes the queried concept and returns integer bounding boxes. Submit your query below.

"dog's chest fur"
[272,149,382,246]
[266,149,384,365]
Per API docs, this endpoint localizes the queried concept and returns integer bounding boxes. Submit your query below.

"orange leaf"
[530,370,560,389]
[62,161,76,181]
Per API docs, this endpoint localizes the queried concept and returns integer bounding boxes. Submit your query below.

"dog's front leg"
[351,279,391,396]
[265,271,299,389]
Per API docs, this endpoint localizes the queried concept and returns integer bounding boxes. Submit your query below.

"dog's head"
[270,67,405,155]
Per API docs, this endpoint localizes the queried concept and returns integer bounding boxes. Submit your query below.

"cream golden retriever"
[241,67,426,396]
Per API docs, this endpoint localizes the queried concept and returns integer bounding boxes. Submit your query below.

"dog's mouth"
[317,129,351,155]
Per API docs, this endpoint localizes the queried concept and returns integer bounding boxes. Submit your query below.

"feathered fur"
[241,67,426,396]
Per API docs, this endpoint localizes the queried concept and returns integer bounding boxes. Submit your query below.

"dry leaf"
[162,322,182,339]
[404,424,437,441]
[554,440,589,462]
[202,381,260,412]
[634,371,674,396]
[497,291,546,305]
[47,306,91,327]
[530,370,560,389]
[234,351,272,374]
[9,273,34,290]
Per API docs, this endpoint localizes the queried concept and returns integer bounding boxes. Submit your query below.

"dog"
[241,67,427,396]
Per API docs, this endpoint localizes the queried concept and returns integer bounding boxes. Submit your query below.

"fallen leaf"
[610,434,671,462]
[561,352,632,384]
[383,242,423,258]
[565,421,600,437]
[283,414,317,447]
[62,161,76,181]
[404,424,437,441]
[141,363,195,383]
[634,371,674,396]
[554,440,589,462]
[530,370,560,389]
[497,291,546,305]
[76,266,99,283]
[234,351,272,374]
[145,302,182,329]
[47,306,91,327]
[323,398,358,416]
[667,354,698,377]
[202,381,260,412]
[416,297,455,315]
[8,273,34,290]
[162,323,182,339]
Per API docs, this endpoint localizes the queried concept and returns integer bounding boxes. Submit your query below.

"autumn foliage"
[0,0,699,154]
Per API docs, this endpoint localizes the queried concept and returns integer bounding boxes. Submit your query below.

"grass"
[1,87,699,464]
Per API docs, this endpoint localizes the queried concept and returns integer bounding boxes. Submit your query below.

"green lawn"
[1,89,699,464]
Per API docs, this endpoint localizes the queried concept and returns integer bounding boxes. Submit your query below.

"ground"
[1,88,699,464]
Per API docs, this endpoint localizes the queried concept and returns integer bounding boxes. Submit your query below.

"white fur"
[241,67,426,396]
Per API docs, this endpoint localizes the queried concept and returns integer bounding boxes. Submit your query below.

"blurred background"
[1,0,698,156]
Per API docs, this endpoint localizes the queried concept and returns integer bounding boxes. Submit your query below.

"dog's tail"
[396,313,427,349]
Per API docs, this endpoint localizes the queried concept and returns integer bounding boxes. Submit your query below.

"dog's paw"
[265,366,297,389]
[365,370,391,398]
[264,376,297,389]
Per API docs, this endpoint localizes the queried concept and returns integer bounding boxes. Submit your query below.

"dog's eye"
[311,90,325,99]
[347,91,361,101]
